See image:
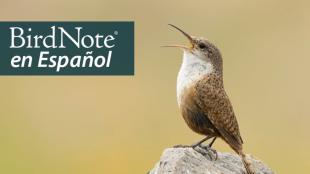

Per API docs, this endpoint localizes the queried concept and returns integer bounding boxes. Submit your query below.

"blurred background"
[0,0,310,173]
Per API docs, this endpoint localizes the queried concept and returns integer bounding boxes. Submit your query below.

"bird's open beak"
[162,24,194,50]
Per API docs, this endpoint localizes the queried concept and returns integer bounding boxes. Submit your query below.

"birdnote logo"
[0,22,134,75]
[10,26,116,72]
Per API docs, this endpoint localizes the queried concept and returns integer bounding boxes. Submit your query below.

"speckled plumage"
[168,24,254,174]
[180,73,243,152]
[178,50,254,174]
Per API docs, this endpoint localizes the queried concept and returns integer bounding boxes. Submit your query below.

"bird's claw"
[196,145,218,161]
[173,144,218,161]
[208,147,218,161]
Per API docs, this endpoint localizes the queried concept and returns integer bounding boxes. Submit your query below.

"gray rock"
[149,146,274,174]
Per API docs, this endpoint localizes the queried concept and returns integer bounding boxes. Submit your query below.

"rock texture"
[149,146,274,174]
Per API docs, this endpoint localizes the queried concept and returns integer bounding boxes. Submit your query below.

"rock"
[148,146,274,174]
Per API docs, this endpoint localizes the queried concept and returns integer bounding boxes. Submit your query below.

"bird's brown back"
[193,73,243,152]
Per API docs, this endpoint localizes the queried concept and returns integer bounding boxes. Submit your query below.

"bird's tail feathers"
[238,150,255,174]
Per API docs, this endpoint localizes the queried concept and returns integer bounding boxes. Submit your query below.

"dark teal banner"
[0,22,134,75]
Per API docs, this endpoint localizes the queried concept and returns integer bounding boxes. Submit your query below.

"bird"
[163,24,255,174]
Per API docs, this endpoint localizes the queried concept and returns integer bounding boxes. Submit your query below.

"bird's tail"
[238,150,255,174]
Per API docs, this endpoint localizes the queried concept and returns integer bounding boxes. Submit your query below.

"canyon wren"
[164,24,254,174]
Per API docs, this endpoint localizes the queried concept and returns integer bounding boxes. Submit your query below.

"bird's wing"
[194,75,243,152]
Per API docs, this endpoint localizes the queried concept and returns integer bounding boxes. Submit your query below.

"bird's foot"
[173,144,218,161]
[196,145,218,161]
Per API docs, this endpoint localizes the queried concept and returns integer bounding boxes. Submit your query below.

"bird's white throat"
[177,51,214,106]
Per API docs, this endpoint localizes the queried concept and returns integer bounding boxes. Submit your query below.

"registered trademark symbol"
[114,31,118,35]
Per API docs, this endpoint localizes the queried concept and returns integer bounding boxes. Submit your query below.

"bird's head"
[164,24,223,74]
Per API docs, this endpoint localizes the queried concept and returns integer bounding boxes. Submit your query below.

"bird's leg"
[194,137,218,161]
[173,136,211,148]
[208,137,217,148]
[173,136,218,160]
[206,137,218,160]
[191,136,212,148]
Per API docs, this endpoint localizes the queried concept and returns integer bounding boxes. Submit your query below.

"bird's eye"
[198,43,206,49]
